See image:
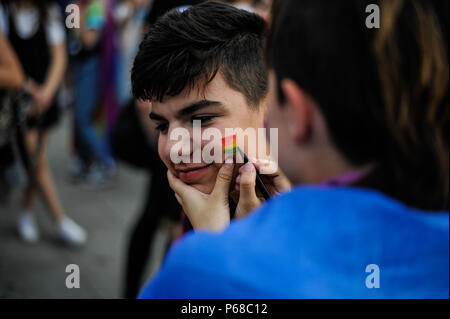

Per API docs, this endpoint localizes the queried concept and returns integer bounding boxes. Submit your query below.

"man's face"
[151,74,265,194]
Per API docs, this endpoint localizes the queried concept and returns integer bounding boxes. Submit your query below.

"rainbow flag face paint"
[222,135,237,156]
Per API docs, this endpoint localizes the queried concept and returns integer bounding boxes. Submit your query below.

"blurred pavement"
[0,112,167,298]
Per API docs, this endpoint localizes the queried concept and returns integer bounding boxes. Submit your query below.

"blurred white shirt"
[0,3,66,45]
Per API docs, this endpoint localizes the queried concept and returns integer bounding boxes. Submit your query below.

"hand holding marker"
[222,135,271,200]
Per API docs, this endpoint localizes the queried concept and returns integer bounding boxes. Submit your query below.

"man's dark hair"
[267,0,449,211]
[132,1,268,108]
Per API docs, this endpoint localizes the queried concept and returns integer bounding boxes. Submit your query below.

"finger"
[273,170,292,192]
[239,160,276,194]
[212,161,234,199]
[248,158,277,176]
[247,158,291,193]
[238,163,260,207]
[174,193,183,206]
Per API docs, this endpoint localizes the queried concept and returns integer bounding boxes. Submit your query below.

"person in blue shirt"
[135,0,449,298]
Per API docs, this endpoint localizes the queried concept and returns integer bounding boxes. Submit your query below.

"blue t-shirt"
[139,187,449,299]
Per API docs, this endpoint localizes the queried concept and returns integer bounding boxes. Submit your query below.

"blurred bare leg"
[23,130,39,212]
[23,130,64,222]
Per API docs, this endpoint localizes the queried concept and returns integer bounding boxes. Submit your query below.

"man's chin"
[190,180,237,197]
[182,164,238,196]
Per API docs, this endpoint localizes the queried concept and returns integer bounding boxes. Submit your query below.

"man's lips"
[174,164,213,183]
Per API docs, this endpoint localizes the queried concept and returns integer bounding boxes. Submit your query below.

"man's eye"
[155,123,169,133]
[191,115,216,126]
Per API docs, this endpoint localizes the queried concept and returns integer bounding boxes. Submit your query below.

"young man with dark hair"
[132,1,268,200]
[137,0,448,299]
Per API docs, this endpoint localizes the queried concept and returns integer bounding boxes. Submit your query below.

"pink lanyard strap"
[320,169,369,188]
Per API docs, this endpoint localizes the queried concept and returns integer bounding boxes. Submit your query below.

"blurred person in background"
[0,32,24,89]
[139,0,448,298]
[114,0,152,107]
[220,0,255,12]
[219,0,272,21]
[0,32,24,204]
[252,0,271,21]
[70,0,118,185]
[0,0,87,245]
[121,0,205,299]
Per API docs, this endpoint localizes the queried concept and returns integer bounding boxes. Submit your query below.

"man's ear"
[258,95,269,124]
[281,79,313,143]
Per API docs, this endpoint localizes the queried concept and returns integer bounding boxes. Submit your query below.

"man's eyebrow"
[149,100,223,121]
[149,112,166,121]
[177,100,223,118]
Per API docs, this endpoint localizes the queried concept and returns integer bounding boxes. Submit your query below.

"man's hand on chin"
[167,161,235,232]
